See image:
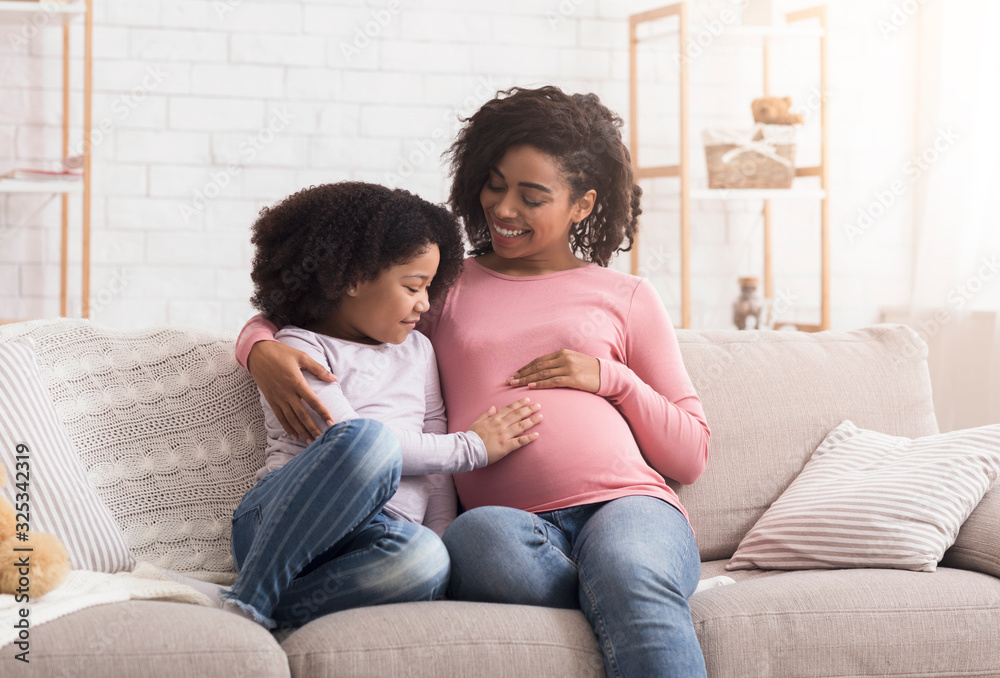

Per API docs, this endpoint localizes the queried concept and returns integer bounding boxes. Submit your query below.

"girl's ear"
[572,189,597,223]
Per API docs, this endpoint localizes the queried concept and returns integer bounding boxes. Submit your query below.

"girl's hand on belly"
[468,397,543,465]
[507,349,601,394]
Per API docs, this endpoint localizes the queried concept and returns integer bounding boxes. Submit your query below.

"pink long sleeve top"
[236,257,710,523]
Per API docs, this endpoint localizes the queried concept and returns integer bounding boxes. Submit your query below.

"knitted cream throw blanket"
[0,562,216,650]
[0,318,267,582]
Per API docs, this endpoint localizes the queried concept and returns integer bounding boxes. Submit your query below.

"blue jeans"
[443,495,706,677]
[225,418,450,629]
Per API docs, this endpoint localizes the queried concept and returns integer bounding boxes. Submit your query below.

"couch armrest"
[941,483,1000,578]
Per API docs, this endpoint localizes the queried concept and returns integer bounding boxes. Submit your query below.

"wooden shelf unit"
[0,0,93,323]
[628,2,830,331]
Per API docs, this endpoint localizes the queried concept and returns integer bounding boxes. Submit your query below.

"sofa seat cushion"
[280,600,604,678]
[0,600,288,678]
[691,563,1000,677]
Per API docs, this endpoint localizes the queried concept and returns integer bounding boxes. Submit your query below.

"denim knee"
[355,523,450,603]
[315,418,402,490]
[442,505,511,563]
[403,528,451,600]
[443,506,577,607]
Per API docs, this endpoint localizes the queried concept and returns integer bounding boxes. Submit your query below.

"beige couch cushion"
[0,601,288,678]
[674,324,939,560]
[942,482,1000,578]
[691,564,1000,677]
[281,601,604,678]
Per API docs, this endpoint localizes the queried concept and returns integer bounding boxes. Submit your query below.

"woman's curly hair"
[249,182,464,327]
[446,85,641,267]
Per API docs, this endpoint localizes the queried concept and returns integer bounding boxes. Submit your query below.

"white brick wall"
[0,0,919,333]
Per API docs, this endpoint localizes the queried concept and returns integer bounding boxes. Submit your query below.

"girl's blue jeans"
[224,418,450,629]
[443,495,707,678]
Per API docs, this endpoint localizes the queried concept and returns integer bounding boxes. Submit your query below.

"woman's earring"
[349,287,355,294]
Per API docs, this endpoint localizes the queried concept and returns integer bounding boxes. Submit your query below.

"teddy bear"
[0,465,72,600]
[751,96,805,125]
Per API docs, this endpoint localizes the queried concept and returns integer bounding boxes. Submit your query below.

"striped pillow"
[727,420,1000,572]
[0,340,134,573]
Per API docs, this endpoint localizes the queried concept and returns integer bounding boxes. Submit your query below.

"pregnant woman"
[236,85,710,677]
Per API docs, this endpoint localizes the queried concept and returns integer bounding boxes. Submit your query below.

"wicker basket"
[703,123,797,189]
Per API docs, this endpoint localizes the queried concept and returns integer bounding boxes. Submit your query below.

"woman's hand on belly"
[507,348,601,394]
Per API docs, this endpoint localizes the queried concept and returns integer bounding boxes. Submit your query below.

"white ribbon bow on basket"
[704,123,795,168]
[719,139,793,168]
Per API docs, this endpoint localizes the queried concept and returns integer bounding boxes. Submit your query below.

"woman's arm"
[270,333,358,435]
[236,313,279,369]
[596,278,710,485]
[237,313,337,442]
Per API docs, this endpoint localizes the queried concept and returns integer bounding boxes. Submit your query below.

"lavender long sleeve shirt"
[255,326,488,536]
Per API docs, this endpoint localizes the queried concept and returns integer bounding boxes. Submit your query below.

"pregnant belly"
[451,386,664,511]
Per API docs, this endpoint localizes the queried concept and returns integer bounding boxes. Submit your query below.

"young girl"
[237,88,710,675]
[208,181,542,630]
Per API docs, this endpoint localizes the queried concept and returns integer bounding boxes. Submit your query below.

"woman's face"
[479,145,595,265]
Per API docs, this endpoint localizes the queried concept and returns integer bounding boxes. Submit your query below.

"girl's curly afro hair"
[250,182,464,327]
[446,85,642,267]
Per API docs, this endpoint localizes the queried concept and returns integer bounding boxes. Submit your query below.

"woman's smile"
[489,214,531,240]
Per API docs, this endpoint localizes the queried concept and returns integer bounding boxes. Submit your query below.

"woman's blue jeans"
[443,495,707,677]
[225,418,450,629]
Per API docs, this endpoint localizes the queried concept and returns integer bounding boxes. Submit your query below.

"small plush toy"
[751,96,805,125]
[0,466,71,599]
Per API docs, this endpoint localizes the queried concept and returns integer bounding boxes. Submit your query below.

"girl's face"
[327,244,440,345]
[479,145,595,266]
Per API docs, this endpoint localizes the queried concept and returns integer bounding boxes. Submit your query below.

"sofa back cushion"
[0,319,940,571]
[0,319,266,583]
[673,324,939,561]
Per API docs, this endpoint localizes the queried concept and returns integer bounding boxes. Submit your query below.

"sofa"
[1,317,998,678]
